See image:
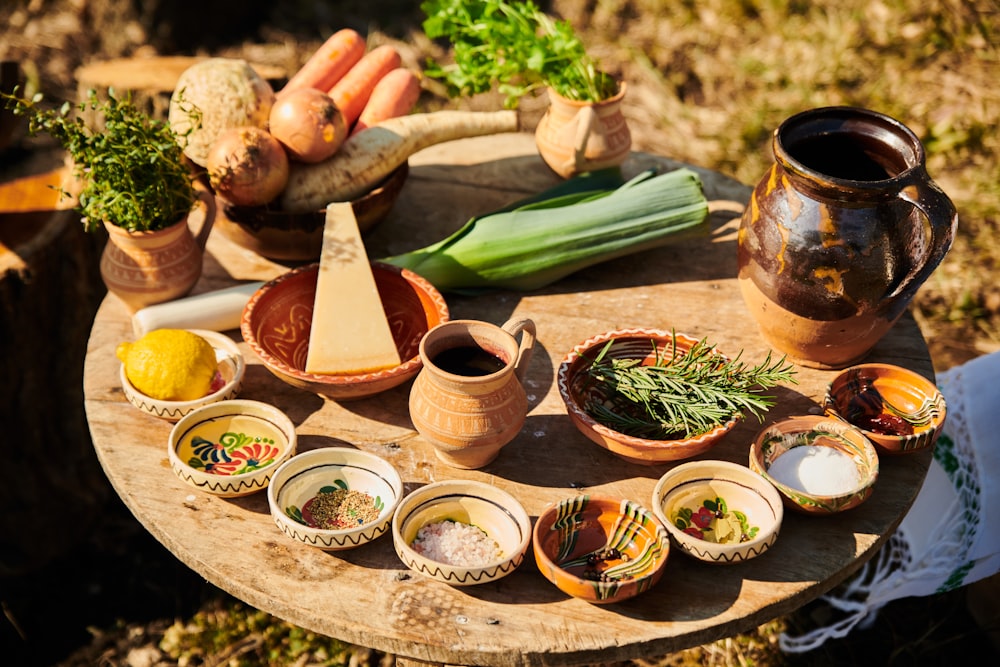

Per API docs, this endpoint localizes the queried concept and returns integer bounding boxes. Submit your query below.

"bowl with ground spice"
[391,480,532,586]
[267,446,404,551]
[824,363,947,456]
[652,460,783,564]
[532,494,670,604]
[749,415,880,515]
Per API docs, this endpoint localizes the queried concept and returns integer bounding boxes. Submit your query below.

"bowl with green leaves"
[557,329,797,465]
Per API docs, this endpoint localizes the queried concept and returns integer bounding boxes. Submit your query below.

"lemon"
[116,329,219,401]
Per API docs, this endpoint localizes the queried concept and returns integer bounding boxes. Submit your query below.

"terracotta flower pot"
[535,83,631,178]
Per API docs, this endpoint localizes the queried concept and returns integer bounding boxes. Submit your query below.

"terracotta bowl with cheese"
[241,261,450,400]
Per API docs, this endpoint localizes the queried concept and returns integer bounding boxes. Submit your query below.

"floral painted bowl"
[241,261,449,400]
[167,399,296,497]
[557,329,738,465]
[391,480,532,586]
[120,329,245,422]
[824,363,947,455]
[652,460,783,563]
[749,415,879,515]
[267,447,404,551]
[532,494,670,604]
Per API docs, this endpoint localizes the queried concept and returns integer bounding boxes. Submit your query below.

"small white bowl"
[120,329,245,421]
[267,447,404,551]
[168,399,296,497]
[652,460,783,564]
[391,480,532,586]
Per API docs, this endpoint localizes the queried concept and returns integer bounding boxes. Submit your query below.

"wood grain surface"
[83,133,934,666]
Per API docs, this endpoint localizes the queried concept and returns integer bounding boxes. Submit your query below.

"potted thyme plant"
[420,0,632,177]
[2,89,214,311]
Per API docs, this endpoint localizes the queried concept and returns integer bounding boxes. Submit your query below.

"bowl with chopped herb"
[267,446,404,551]
[557,329,797,465]
[391,480,532,586]
[652,460,784,564]
[532,494,670,604]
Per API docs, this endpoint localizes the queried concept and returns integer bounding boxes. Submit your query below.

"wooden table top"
[83,133,934,666]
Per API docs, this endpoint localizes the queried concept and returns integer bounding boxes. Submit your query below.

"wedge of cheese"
[304,202,402,375]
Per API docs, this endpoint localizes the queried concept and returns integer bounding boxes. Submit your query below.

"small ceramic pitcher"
[100,190,216,313]
[535,84,631,179]
[409,317,536,469]
[738,106,957,369]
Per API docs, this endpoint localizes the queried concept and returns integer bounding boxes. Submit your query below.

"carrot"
[350,68,421,135]
[280,28,365,96]
[328,44,402,128]
[280,110,520,212]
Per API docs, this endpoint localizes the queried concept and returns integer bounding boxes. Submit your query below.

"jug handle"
[189,187,217,251]
[559,105,597,176]
[889,175,957,314]
[501,317,537,384]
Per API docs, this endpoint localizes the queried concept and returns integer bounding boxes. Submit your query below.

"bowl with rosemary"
[557,329,797,465]
[267,447,404,551]
[652,460,784,564]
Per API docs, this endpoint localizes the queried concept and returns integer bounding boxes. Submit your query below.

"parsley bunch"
[3,88,196,233]
[421,0,618,108]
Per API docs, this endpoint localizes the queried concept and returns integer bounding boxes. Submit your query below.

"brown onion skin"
[206,126,289,207]
[269,88,348,163]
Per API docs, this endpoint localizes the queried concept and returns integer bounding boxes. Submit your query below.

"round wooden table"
[83,133,935,666]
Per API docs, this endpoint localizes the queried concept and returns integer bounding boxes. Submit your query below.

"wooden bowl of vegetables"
[557,329,795,465]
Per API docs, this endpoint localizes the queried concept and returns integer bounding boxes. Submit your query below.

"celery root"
[279,110,519,212]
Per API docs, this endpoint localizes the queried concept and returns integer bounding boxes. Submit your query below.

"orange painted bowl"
[240,261,449,400]
[824,363,946,455]
[557,329,738,465]
[214,162,408,262]
[652,460,783,564]
[532,494,670,604]
[749,415,879,515]
[167,399,297,497]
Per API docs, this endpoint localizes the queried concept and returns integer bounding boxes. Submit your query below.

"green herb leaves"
[582,336,797,440]
[421,0,618,107]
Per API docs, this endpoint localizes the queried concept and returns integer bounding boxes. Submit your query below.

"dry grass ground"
[2,0,999,665]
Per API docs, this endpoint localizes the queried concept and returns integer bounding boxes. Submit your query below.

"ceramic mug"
[408,317,536,469]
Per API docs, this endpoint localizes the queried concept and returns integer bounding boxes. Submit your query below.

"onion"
[269,88,348,163]
[206,126,289,207]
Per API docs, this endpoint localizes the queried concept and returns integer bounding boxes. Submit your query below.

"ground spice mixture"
[301,488,381,529]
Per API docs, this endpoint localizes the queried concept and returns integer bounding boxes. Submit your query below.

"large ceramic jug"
[409,317,536,469]
[737,107,956,369]
[100,190,216,313]
[535,84,631,178]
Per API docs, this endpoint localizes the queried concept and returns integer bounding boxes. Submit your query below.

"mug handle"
[888,173,957,316]
[501,317,536,383]
[189,187,218,251]
[559,105,597,176]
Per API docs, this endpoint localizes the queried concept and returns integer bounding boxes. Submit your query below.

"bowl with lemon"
[117,328,246,421]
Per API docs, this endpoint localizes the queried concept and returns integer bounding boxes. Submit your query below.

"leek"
[380,167,710,291]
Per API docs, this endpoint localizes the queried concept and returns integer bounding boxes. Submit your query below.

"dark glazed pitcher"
[737,107,957,369]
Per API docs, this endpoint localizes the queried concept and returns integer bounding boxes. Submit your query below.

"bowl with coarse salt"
[749,415,879,515]
[391,480,532,586]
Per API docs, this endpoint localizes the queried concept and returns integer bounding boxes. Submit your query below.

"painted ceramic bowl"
[168,399,297,497]
[120,329,245,422]
[240,261,449,400]
[749,415,879,515]
[557,329,738,465]
[267,447,403,551]
[824,363,947,455]
[532,494,670,604]
[214,162,408,261]
[391,480,532,586]
[652,460,783,563]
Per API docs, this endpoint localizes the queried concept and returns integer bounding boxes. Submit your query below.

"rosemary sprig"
[581,336,797,440]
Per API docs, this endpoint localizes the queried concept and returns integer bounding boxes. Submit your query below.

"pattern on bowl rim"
[652,460,783,564]
[391,480,532,586]
[120,329,245,421]
[168,399,297,497]
[267,446,404,551]
[557,328,738,465]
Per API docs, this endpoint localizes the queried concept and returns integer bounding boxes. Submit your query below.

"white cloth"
[780,350,1000,653]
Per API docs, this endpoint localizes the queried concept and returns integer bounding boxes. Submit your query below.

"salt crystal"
[767,443,861,495]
